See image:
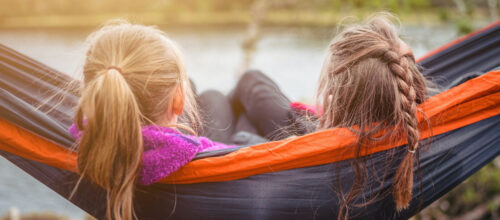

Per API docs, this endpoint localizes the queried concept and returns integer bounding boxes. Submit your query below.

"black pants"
[198,70,308,144]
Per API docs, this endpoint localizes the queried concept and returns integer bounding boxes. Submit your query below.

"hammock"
[0,20,499,219]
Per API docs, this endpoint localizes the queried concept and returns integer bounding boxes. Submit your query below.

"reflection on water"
[0,24,457,219]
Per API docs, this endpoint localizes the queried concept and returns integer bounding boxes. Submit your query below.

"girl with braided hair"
[316,14,429,218]
[224,13,431,219]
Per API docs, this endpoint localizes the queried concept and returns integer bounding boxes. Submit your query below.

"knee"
[239,69,266,83]
[199,89,226,102]
[234,69,278,97]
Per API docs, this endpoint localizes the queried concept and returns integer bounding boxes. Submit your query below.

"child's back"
[72,20,234,220]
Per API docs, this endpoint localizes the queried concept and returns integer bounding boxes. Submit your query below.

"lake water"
[0,24,460,219]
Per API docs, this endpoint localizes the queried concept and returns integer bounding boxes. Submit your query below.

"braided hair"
[381,49,421,210]
[316,14,429,218]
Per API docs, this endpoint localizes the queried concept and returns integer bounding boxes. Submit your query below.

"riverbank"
[0,9,493,29]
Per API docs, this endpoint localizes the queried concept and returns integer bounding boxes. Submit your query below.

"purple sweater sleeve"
[139,128,201,185]
[68,124,236,186]
[139,127,236,185]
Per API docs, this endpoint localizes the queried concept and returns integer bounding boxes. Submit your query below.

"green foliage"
[0,0,491,17]
[0,0,495,29]
[464,0,476,16]
[457,18,473,34]
[416,159,500,219]
[387,0,401,12]
[438,9,450,21]
[409,0,431,8]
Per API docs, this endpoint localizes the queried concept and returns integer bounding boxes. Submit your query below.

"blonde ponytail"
[74,20,201,220]
[76,68,143,220]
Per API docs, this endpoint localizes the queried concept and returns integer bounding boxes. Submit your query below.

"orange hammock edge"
[0,70,499,184]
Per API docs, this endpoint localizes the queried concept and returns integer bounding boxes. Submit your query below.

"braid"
[380,48,420,210]
[316,15,432,218]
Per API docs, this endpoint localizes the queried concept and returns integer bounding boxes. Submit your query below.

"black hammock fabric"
[0,21,499,219]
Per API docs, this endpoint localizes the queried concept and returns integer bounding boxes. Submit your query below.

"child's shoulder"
[142,125,201,151]
[142,126,237,152]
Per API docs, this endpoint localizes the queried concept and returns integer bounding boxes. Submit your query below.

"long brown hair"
[316,14,429,218]
[73,20,200,220]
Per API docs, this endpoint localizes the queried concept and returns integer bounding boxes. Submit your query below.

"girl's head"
[74,21,199,220]
[316,14,428,215]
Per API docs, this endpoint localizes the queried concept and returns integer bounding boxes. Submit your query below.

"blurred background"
[0,0,499,219]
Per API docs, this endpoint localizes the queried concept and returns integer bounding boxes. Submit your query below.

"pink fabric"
[290,102,318,115]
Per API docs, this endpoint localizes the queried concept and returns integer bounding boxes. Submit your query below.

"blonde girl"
[70,21,235,220]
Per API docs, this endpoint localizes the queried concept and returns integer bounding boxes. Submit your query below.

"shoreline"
[0,9,492,30]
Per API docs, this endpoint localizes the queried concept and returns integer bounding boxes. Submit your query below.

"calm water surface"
[0,24,458,219]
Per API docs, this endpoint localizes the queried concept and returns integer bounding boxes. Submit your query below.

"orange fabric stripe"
[162,70,500,183]
[0,70,499,184]
[0,120,77,172]
[416,19,500,62]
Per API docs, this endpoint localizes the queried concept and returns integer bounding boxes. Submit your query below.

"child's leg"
[198,90,236,143]
[234,113,258,135]
[198,89,265,146]
[231,70,304,140]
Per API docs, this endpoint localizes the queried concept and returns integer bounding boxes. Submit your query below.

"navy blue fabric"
[0,21,499,219]
[419,22,500,87]
[1,115,499,219]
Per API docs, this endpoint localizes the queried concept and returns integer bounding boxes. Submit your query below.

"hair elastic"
[106,66,122,74]
[407,149,416,154]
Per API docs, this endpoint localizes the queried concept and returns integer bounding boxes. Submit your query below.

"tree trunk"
[488,0,499,21]
[453,0,467,16]
[239,0,268,75]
